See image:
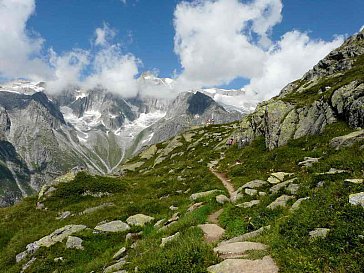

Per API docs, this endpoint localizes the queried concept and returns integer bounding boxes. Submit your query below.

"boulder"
[216,194,230,204]
[113,247,126,260]
[37,225,87,248]
[349,192,364,207]
[331,130,364,150]
[267,195,295,209]
[236,200,260,208]
[239,180,268,190]
[245,188,258,196]
[126,214,154,227]
[95,221,130,233]
[207,256,279,273]
[187,202,204,212]
[213,242,267,259]
[198,224,225,243]
[345,179,364,184]
[309,228,330,240]
[190,190,220,201]
[160,232,180,247]
[290,197,310,211]
[298,157,320,168]
[66,236,84,250]
[271,172,293,181]
[104,258,127,273]
[219,226,271,245]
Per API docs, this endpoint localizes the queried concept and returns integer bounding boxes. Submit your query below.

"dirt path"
[209,168,236,198]
[208,208,224,224]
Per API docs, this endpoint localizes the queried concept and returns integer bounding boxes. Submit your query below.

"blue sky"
[27,0,363,82]
[0,0,363,98]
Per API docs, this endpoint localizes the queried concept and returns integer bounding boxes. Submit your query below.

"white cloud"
[84,45,140,97]
[95,23,116,47]
[0,0,51,80]
[173,0,344,99]
[120,0,127,4]
[0,0,141,97]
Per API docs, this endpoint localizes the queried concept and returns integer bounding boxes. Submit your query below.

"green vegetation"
[0,119,363,272]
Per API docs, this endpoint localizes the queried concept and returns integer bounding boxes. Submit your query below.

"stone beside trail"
[349,192,364,207]
[207,256,279,273]
[198,224,225,243]
[220,226,271,245]
[214,242,267,259]
[190,190,220,201]
[94,221,130,233]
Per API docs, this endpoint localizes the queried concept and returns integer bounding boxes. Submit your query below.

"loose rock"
[190,190,220,201]
[160,232,180,247]
[66,236,84,250]
[349,192,364,207]
[267,195,295,209]
[309,228,330,240]
[198,224,225,243]
[207,256,279,273]
[216,194,230,204]
[95,221,130,233]
[126,214,154,227]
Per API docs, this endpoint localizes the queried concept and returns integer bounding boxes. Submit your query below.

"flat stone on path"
[198,224,225,243]
[207,256,279,273]
[95,221,130,233]
[126,214,154,227]
[214,242,267,259]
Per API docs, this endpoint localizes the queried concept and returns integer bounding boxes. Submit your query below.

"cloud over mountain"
[173,0,344,99]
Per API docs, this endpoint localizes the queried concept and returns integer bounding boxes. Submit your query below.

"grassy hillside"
[0,120,363,272]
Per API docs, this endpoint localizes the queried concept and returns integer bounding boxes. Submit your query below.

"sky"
[0,0,363,99]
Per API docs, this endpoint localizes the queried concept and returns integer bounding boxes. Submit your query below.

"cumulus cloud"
[94,23,116,47]
[0,0,141,97]
[174,0,344,99]
[0,0,51,80]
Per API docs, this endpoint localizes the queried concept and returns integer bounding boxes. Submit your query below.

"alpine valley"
[0,17,364,273]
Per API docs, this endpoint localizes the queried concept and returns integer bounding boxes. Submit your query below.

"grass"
[0,119,363,272]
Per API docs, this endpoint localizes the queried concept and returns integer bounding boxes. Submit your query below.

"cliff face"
[237,30,364,150]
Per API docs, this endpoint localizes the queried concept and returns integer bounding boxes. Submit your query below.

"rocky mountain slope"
[0,77,248,206]
[0,29,363,273]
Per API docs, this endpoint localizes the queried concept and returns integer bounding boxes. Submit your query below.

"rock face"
[236,29,364,150]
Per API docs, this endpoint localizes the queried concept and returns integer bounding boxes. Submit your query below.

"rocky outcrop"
[236,29,364,150]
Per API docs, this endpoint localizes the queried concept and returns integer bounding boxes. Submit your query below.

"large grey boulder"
[95,221,130,233]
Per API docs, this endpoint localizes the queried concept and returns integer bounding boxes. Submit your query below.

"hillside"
[0,30,363,273]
